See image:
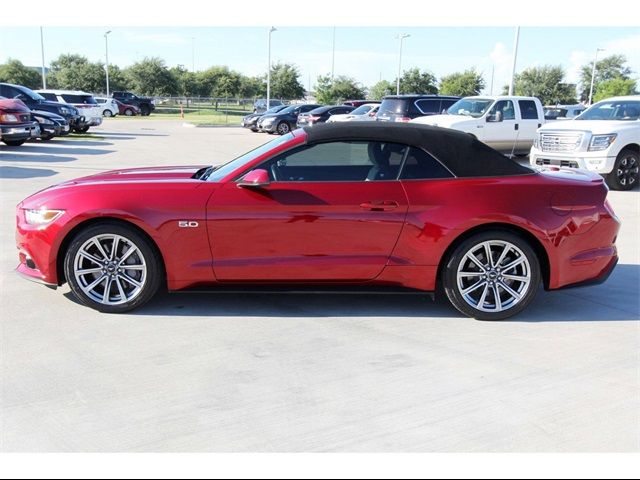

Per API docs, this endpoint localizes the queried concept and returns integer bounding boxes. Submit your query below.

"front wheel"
[2,139,26,146]
[103,109,113,117]
[276,121,291,135]
[605,149,639,191]
[443,231,540,320]
[64,223,163,313]
[74,126,90,133]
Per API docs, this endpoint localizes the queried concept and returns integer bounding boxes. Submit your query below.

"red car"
[115,99,141,116]
[15,123,620,320]
[0,98,40,146]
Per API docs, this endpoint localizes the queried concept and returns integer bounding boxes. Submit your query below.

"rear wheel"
[140,105,150,116]
[64,223,162,313]
[2,139,27,146]
[40,132,55,141]
[74,126,90,133]
[443,231,540,320]
[606,149,639,191]
[124,108,134,116]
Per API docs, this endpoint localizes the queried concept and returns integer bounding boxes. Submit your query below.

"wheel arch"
[55,216,167,286]
[436,222,551,290]
[618,142,639,155]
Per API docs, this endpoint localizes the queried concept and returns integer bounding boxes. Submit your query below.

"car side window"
[416,99,440,114]
[400,148,453,180]
[518,100,539,120]
[40,93,57,101]
[260,141,407,182]
[489,100,515,120]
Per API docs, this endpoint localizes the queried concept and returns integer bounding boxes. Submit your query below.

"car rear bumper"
[557,254,618,290]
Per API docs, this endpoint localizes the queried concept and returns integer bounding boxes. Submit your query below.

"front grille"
[540,133,583,152]
[535,158,579,168]
[19,114,30,122]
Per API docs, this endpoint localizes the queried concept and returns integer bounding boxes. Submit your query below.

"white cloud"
[124,33,189,46]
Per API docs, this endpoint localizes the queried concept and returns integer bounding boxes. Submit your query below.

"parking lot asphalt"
[1,119,638,452]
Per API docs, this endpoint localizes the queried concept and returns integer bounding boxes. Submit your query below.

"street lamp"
[508,26,520,96]
[331,26,336,82]
[588,48,605,106]
[191,37,195,72]
[40,27,47,89]
[104,30,112,97]
[396,33,410,95]
[267,27,277,111]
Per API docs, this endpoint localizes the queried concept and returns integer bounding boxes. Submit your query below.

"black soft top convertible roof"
[302,122,532,178]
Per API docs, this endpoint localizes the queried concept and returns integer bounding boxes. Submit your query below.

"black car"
[297,105,356,128]
[257,104,322,135]
[112,91,155,116]
[31,110,70,140]
[241,105,288,132]
[0,83,84,131]
[376,95,460,122]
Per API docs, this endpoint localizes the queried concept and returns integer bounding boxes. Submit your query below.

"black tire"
[124,108,134,116]
[2,139,26,146]
[140,105,150,116]
[605,149,639,191]
[40,133,55,141]
[103,109,113,117]
[276,121,291,135]
[64,222,163,313]
[442,230,541,320]
[74,126,90,133]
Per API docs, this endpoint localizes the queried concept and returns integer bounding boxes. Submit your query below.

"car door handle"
[515,123,519,130]
[360,201,399,211]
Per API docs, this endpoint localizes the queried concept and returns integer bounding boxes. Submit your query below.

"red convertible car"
[16,123,620,320]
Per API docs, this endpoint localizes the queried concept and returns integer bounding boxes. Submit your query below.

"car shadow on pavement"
[0,152,76,163]
[97,131,169,138]
[48,140,113,147]
[0,165,57,179]
[2,145,114,156]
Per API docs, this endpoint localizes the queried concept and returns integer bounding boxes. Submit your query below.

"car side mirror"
[487,111,503,122]
[238,169,270,188]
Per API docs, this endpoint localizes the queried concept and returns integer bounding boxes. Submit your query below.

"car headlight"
[262,117,275,125]
[589,134,617,151]
[24,208,65,226]
[34,116,54,125]
[59,107,70,115]
[0,113,20,122]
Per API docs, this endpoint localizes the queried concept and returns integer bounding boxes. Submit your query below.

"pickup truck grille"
[540,133,583,152]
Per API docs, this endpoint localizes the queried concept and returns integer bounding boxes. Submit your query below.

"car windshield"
[264,105,286,115]
[205,133,295,182]
[275,105,298,115]
[351,105,374,115]
[576,100,640,121]
[447,98,494,117]
[16,86,46,102]
[61,94,98,105]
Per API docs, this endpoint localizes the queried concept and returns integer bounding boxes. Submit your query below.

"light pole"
[191,37,195,72]
[396,33,410,95]
[508,26,520,96]
[39,27,46,89]
[104,30,112,97]
[267,26,277,109]
[331,26,336,82]
[588,48,605,106]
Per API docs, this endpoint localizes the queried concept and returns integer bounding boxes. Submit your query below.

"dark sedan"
[257,103,322,135]
[297,105,355,128]
[241,105,288,132]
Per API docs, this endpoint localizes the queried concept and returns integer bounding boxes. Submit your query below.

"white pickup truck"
[530,95,640,190]
[410,95,545,155]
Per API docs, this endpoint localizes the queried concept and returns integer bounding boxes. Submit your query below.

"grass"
[110,108,248,126]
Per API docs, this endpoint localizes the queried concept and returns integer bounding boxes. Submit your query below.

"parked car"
[543,104,586,120]
[15,123,620,320]
[0,98,40,146]
[377,95,460,123]
[327,103,380,123]
[342,100,379,108]
[253,98,284,114]
[31,109,70,141]
[531,95,640,190]
[37,90,103,133]
[412,95,545,155]
[111,91,155,116]
[0,82,84,131]
[297,105,355,127]
[95,97,119,117]
[241,105,287,132]
[114,99,141,116]
[257,103,322,135]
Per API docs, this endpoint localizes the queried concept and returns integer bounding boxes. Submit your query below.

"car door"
[485,99,518,151]
[207,140,409,281]
[516,99,543,151]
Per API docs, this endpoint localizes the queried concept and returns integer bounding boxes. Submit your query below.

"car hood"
[73,165,207,183]
[0,98,30,112]
[32,109,65,121]
[410,114,478,129]
[538,119,640,134]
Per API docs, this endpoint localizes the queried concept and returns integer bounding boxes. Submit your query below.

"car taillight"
[395,116,411,123]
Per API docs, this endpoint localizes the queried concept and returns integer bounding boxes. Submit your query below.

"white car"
[530,95,640,191]
[95,97,119,117]
[36,90,103,133]
[327,103,380,122]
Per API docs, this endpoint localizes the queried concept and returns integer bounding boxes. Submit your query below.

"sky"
[1,26,638,93]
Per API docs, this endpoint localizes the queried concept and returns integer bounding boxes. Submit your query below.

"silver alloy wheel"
[103,110,113,117]
[73,234,147,305]
[456,240,531,313]
[125,109,134,116]
[277,122,290,135]
[617,154,639,187]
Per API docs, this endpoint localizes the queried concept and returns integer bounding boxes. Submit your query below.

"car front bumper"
[1,122,41,141]
[530,146,616,174]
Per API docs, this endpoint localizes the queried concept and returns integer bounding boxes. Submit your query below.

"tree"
[503,65,577,105]
[368,80,395,100]
[47,54,106,93]
[315,75,366,104]
[239,76,266,98]
[168,66,198,97]
[593,77,638,102]
[398,68,438,95]
[197,66,242,97]
[579,54,632,102]
[439,69,485,96]
[105,64,129,92]
[269,62,305,99]
[124,57,177,96]
[0,59,42,89]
